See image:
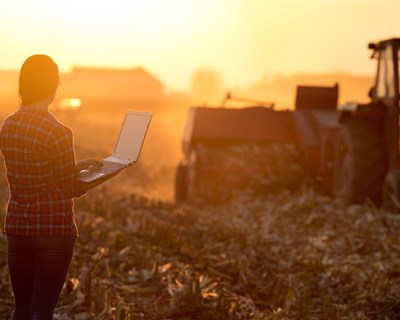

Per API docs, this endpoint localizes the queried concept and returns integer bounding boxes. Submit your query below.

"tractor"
[175,38,400,210]
[336,38,400,210]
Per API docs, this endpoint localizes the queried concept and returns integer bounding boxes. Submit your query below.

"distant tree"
[190,68,224,105]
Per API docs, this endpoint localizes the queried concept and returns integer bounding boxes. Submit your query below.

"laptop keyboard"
[91,161,126,174]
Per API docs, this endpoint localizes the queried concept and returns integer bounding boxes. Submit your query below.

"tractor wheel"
[382,170,400,213]
[175,162,188,204]
[334,117,386,205]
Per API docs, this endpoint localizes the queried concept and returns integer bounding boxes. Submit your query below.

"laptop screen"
[113,110,152,161]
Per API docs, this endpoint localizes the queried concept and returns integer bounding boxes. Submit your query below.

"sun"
[45,1,205,36]
[47,1,134,27]
[37,0,223,67]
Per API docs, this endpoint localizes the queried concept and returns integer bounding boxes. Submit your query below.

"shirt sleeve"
[48,125,87,198]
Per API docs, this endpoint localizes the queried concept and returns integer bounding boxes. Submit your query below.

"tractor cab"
[371,39,400,169]
[335,38,400,209]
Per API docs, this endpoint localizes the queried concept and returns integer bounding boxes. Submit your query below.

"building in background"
[61,67,164,102]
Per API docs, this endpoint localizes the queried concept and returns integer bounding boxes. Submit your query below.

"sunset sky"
[1,0,399,90]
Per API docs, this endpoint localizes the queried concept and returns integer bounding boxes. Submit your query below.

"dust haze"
[0,66,373,201]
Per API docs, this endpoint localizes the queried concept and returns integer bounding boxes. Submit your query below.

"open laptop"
[77,109,152,183]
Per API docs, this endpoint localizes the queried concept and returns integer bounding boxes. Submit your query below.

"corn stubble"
[1,180,400,319]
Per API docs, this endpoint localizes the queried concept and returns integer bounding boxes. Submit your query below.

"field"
[0,98,400,319]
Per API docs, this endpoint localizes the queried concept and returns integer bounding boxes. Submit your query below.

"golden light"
[57,98,82,111]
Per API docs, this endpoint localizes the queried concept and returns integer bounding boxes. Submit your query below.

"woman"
[0,54,101,319]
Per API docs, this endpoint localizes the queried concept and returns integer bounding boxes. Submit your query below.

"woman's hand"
[76,159,103,172]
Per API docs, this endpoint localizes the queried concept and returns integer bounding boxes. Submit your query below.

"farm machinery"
[175,38,400,209]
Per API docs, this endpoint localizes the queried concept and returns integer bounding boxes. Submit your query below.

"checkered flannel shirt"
[0,105,86,236]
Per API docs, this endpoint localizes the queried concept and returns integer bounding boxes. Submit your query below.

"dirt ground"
[0,99,400,319]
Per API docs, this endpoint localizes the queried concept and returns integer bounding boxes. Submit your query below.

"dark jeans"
[7,235,76,320]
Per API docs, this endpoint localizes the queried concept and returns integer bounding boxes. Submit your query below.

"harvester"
[175,38,400,210]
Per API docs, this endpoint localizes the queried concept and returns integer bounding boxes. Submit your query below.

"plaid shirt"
[0,105,86,236]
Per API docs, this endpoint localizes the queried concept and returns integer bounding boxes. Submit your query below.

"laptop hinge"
[103,156,132,165]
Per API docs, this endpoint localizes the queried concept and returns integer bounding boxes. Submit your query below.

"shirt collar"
[19,105,50,116]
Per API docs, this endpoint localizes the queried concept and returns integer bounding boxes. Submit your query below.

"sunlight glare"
[57,98,82,111]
